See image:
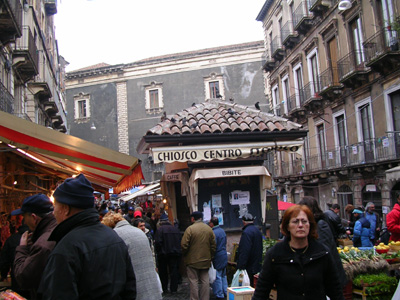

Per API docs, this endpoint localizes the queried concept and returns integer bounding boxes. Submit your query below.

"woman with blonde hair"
[102,212,162,300]
[252,205,344,300]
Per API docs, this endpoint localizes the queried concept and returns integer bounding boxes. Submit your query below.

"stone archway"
[337,184,353,218]
[362,184,382,217]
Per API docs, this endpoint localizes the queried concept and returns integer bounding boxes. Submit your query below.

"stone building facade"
[257,0,400,221]
[65,41,266,182]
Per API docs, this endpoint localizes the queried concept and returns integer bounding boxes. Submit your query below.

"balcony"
[27,82,52,103]
[43,100,59,117]
[287,92,306,122]
[262,49,275,72]
[302,81,323,111]
[318,67,343,100]
[293,1,314,34]
[364,28,400,75]
[271,36,285,61]
[44,0,57,16]
[281,21,299,49]
[0,0,23,45]
[13,26,39,83]
[274,133,400,177]
[337,50,370,88]
[0,81,14,114]
[309,0,331,15]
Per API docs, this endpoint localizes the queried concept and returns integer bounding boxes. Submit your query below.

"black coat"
[252,238,345,300]
[316,217,347,287]
[237,223,263,275]
[38,208,136,300]
[154,220,182,256]
[324,209,345,239]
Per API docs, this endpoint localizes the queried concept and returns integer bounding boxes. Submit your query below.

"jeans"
[212,268,228,299]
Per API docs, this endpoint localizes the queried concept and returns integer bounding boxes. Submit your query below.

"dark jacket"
[0,225,29,298]
[316,216,347,287]
[14,214,57,300]
[237,223,263,275]
[324,209,345,239]
[212,226,228,271]
[252,238,345,300]
[154,220,181,256]
[38,208,136,300]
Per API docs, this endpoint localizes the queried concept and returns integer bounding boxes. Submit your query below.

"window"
[78,100,87,118]
[204,73,224,99]
[293,63,304,107]
[350,17,365,65]
[281,75,290,114]
[145,82,164,112]
[355,98,375,162]
[316,123,327,168]
[149,89,159,109]
[74,93,90,120]
[209,81,220,98]
[272,84,280,115]
[307,48,320,95]
[333,110,348,165]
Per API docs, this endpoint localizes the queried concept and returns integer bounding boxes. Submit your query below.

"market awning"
[278,200,296,211]
[0,111,144,193]
[120,182,161,201]
[386,166,400,182]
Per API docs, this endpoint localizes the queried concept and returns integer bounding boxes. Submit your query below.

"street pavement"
[161,277,226,300]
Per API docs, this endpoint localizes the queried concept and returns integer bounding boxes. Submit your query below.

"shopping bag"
[393,279,400,300]
[209,263,216,284]
[231,269,250,287]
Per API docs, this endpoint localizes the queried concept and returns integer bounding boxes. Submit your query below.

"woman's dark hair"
[281,204,318,240]
[298,196,324,220]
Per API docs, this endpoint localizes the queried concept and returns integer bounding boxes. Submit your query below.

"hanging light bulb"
[338,0,352,11]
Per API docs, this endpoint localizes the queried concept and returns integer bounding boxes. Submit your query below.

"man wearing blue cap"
[181,211,216,300]
[38,174,136,299]
[352,208,373,247]
[12,193,57,300]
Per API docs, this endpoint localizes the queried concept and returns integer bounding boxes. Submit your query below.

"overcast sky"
[54,0,266,72]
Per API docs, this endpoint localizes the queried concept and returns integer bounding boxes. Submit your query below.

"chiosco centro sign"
[151,141,303,164]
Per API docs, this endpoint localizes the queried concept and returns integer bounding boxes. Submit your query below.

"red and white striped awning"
[0,111,144,193]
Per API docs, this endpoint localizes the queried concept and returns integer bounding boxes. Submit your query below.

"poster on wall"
[203,201,212,222]
[230,190,250,205]
[212,194,222,207]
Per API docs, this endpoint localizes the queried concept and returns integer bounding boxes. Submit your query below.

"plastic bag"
[231,269,250,287]
[393,279,400,300]
[209,263,216,284]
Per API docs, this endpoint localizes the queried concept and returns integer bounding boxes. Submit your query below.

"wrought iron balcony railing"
[274,133,400,177]
[0,81,14,114]
[337,49,368,81]
[319,67,341,91]
[364,27,400,68]
[293,1,312,30]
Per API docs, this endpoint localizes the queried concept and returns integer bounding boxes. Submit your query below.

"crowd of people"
[2,173,400,300]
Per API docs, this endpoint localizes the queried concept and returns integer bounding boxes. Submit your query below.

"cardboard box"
[338,239,353,246]
[227,286,255,300]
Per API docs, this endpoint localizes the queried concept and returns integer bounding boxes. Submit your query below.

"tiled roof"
[72,63,111,72]
[145,99,303,136]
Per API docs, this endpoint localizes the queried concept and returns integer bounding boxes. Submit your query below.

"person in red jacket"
[387,193,400,241]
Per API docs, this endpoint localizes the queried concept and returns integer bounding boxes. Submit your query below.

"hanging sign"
[151,141,303,164]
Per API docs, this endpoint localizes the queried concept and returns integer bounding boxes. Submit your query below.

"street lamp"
[338,0,352,10]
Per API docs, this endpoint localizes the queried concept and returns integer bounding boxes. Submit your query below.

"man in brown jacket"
[181,211,216,300]
[12,194,57,299]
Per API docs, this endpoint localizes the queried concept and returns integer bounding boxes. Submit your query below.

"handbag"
[209,263,216,284]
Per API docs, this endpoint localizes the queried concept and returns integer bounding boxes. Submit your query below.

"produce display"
[0,290,26,300]
[338,248,389,280]
[352,273,398,299]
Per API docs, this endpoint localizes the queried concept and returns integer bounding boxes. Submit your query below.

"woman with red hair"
[252,205,344,300]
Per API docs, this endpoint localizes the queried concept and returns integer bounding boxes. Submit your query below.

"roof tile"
[145,99,302,136]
